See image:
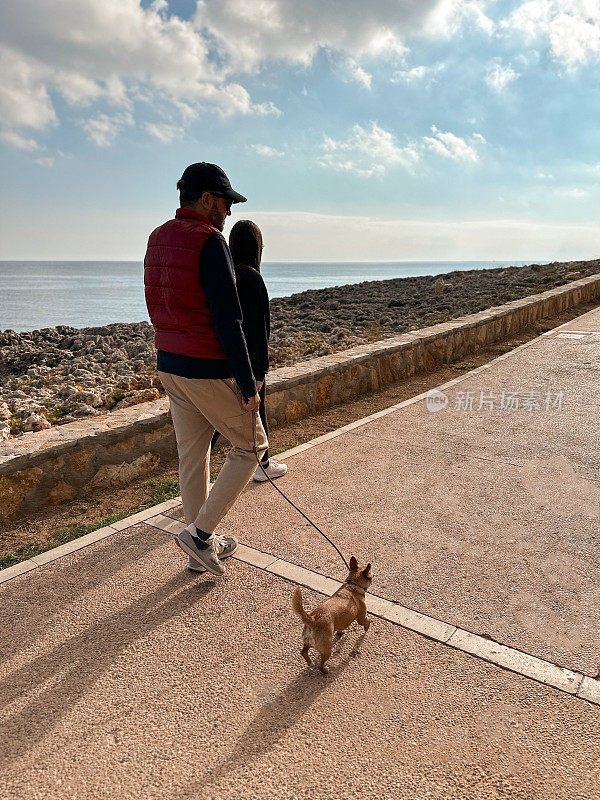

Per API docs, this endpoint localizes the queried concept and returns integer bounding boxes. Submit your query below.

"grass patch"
[107,387,127,409]
[53,513,127,545]
[8,412,26,436]
[302,334,326,355]
[271,440,309,454]
[0,544,44,570]
[43,405,73,424]
[0,512,131,570]
[143,475,180,505]
[454,361,479,371]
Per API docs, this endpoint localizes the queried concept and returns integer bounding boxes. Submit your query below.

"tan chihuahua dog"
[292,556,373,674]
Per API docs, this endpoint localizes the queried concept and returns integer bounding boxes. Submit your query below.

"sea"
[0,260,529,333]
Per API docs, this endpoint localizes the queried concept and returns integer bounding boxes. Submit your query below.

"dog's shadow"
[180,630,367,798]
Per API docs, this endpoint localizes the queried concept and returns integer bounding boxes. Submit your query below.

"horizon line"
[0,258,546,265]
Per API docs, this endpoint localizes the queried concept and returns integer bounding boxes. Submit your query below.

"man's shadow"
[175,631,367,799]
[1,526,170,662]
[0,571,214,769]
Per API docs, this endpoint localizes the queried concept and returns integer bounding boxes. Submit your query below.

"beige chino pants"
[158,372,268,533]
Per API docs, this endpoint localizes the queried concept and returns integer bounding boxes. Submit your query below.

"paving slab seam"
[348,429,526,466]
[349,429,600,480]
[0,309,592,586]
[140,514,600,707]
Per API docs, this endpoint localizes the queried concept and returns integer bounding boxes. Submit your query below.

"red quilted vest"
[144,208,226,359]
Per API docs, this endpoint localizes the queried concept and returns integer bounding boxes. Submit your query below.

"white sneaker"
[253,459,288,482]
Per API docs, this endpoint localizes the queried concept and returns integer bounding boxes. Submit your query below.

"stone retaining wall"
[1,273,599,522]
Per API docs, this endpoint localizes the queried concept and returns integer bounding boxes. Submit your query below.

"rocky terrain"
[1,258,597,439]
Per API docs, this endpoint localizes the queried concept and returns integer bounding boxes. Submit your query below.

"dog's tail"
[292,587,313,627]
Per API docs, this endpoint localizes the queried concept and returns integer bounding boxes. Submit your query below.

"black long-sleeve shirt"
[234,263,270,382]
[156,233,256,399]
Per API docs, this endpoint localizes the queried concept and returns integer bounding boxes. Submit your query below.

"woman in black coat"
[212,219,287,482]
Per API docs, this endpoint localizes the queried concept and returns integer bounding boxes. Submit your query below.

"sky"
[1,0,600,262]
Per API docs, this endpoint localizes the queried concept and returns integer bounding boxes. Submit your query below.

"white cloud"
[0,124,58,163]
[34,155,55,168]
[341,57,373,90]
[80,112,133,147]
[392,67,428,83]
[423,126,485,162]
[145,122,180,144]
[53,73,104,107]
[485,62,518,92]
[248,144,285,157]
[320,122,488,176]
[426,0,495,38]
[252,100,283,118]
[0,128,40,151]
[0,0,509,152]
[391,63,445,85]
[0,0,281,148]
[554,186,589,199]
[503,1,600,66]
[0,47,56,130]
[195,0,442,72]
[392,66,427,83]
[320,122,420,177]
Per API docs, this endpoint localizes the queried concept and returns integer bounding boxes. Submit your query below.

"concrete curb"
[0,497,182,585]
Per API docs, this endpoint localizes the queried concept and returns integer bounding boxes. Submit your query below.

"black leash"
[251,409,350,571]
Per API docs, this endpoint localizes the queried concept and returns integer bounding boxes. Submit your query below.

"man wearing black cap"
[144,163,268,576]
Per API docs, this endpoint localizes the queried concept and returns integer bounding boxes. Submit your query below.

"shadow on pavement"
[177,632,367,799]
[0,571,213,769]
[0,526,169,663]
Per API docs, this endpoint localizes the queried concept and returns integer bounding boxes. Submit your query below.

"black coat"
[229,220,270,383]
[234,263,270,382]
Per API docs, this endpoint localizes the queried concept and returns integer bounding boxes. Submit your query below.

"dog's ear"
[349,556,358,571]
[362,563,372,578]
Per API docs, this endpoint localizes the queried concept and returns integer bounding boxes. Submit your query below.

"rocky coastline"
[1,258,598,439]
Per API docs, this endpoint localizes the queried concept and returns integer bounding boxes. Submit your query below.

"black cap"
[177,162,247,204]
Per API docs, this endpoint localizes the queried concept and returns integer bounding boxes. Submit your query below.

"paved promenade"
[2,308,600,799]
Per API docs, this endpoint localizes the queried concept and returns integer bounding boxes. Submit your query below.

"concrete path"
[2,308,600,799]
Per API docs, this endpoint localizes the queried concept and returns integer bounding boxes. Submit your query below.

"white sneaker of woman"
[253,459,288,482]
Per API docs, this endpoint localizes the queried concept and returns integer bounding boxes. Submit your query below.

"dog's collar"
[344,579,367,595]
